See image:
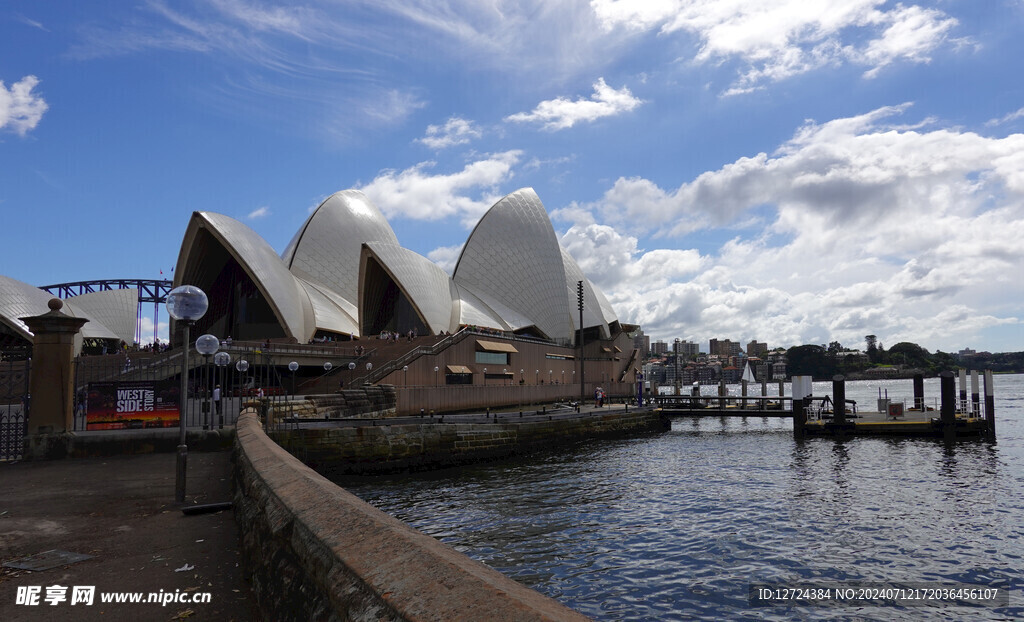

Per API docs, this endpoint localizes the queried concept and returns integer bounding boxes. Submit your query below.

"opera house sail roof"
[0,274,139,352]
[170,188,621,346]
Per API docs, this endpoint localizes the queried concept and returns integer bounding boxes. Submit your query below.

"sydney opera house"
[173,188,626,346]
[2,188,638,399]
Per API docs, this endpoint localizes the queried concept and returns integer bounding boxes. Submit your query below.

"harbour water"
[336,375,1024,621]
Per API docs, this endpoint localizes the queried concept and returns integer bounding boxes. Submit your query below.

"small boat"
[741,362,755,384]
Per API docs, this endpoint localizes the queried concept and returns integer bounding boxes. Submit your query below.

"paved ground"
[0,451,260,622]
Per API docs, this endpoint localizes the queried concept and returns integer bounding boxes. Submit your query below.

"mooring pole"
[940,371,956,442]
[793,396,807,439]
[970,370,981,417]
[984,370,996,442]
[913,374,925,411]
[832,375,846,425]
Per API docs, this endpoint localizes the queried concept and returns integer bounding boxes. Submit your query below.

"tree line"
[785,336,1024,380]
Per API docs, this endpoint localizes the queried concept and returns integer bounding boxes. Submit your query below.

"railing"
[0,359,30,461]
[349,330,473,386]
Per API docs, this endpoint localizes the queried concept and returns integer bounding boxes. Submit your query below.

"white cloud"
[505,78,644,130]
[567,105,1024,351]
[246,206,270,219]
[418,117,482,150]
[986,106,1024,127]
[427,244,464,275]
[590,0,961,93]
[357,150,522,226]
[0,75,48,136]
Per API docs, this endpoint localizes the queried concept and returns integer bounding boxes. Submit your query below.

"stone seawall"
[271,408,669,475]
[233,411,592,622]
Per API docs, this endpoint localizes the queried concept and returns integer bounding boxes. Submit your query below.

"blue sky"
[2,0,1023,354]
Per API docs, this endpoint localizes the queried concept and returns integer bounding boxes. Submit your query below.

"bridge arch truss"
[39,279,173,345]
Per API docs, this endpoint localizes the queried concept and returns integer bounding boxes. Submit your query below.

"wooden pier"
[653,370,996,441]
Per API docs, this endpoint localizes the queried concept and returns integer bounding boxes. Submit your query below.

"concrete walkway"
[0,451,260,622]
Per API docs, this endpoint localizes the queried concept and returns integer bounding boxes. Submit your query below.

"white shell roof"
[0,275,66,341]
[178,212,314,341]
[560,247,610,339]
[68,288,139,343]
[362,242,455,334]
[450,283,510,331]
[165,188,619,343]
[0,274,125,346]
[296,278,360,337]
[284,190,399,307]
[453,188,571,341]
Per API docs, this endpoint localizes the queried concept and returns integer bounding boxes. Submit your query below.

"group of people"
[378,328,418,342]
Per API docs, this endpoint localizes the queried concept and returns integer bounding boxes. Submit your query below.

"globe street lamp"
[165,284,208,503]
[214,351,231,428]
[434,365,439,386]
[195,334,219,430]
[403,365,408,386]
[288,361,299,420]
[235,359,249,413]
[235,358,249,393]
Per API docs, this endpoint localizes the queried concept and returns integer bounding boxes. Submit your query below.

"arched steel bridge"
[38,279,174,345]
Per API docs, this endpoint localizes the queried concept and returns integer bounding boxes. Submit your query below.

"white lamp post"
[195,334,219,430]
[288,361,299,420]
[214,351,230,428]
[165,284,208,503]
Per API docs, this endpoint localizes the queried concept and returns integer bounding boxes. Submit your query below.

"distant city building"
[746,340,768,358]
[676,339,699,359]
[633,329,651,355]
[652,340,668,355]
[957,348,977,358]
[709,338,741,357]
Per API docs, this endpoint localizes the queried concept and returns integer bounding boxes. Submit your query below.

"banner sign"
[85,380,180,430]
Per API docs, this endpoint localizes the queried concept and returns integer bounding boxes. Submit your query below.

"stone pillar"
[20,298,89,459]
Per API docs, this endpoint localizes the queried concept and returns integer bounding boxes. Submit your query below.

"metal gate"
[1,358,30,462]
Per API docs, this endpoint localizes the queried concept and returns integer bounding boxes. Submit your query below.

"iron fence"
[72,351,302,431]
[1,359,30,461]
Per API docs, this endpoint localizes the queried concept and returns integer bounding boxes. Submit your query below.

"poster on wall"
[85,380,180,430]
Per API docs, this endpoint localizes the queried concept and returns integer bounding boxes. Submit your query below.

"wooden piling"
[940,371,956,442]
[984,370,996,442]
[913,374,925,411]
[832,375,846,425]
[793,396,807,439]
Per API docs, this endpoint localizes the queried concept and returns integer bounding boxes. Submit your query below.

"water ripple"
[339,376,1024,621]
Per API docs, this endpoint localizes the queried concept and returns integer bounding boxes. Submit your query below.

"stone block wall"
[233,411,592,622]
[271,409,669,475]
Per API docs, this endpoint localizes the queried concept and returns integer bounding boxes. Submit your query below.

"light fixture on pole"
[288,361,298,419]
[434,365,439,386]
[235,359,249,393]
[214,351,230,428]
[403,365,409,385]
[195,334,219,430]
[483,367,487,385]
[165,284,208,503]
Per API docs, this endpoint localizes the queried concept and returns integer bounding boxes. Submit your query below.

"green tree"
[786,344,837,379]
